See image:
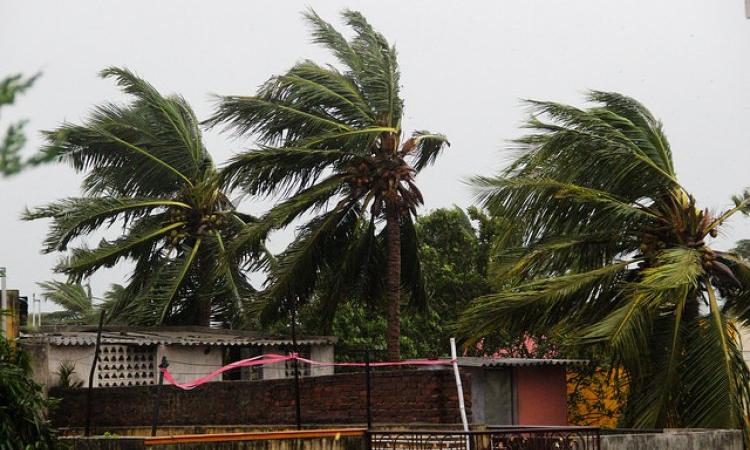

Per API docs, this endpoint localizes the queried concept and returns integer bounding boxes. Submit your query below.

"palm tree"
[25,68,257,327]
[208,9,449,359]
[37,280,127,325]
[459,92,750,430]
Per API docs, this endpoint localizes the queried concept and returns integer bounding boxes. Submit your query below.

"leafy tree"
[460,92,750,431]
[732,239,750,261]
[0,73,53,176]
[37,280,128,325]
[294,206,550,360]
[0,336,57,448]
[209,9,449,359]
[25,68,258,327]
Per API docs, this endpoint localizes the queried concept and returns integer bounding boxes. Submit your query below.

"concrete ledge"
[601,429,742,450]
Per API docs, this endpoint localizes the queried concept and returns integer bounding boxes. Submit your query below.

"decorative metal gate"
[368,427,600,450]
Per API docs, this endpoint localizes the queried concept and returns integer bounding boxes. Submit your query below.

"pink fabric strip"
[161,353,291,390]
[160,354,456,390]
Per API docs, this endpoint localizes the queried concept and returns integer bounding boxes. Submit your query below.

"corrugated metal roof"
[19,327,336,347]
[457,357,589,368]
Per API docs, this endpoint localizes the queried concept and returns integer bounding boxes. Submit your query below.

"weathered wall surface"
[514,366,568,426]
[50,369,471,429]
[156,344,222,385]
[601,429,742,450]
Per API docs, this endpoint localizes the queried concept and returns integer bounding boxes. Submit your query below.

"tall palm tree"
[459,92,750,430]
[208,9,449,359]
[25,68,257,327]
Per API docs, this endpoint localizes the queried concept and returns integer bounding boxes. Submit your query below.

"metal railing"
[368,427,601,450]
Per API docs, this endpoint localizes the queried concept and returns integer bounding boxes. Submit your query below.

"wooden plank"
[144,427,367,445]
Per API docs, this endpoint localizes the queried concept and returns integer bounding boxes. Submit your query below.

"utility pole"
[84,310,106,436]
[1,267,7,338]
[290,302,302,430]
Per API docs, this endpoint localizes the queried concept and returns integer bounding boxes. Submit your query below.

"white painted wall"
[157,344,223,385]
[310,344,334,377]
[46,345,95,388]
[28,342,335,387]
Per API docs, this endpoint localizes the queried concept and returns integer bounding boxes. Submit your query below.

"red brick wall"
[49,369,471,428]
[513,366,567,426]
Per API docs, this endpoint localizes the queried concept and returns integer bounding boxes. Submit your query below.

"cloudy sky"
[2,0,750,311]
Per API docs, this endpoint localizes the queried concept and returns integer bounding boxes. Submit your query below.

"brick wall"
[50,369,471,428]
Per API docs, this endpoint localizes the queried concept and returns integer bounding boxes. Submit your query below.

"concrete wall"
[23,340,50,390]
[310,344,334,377]
[513,366,567,426]
[48,345,95,387]
[467,367,514,426]
[157,344,222,385]
[601,429,742,450]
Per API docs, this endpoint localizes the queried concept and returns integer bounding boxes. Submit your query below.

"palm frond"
[23,197,189,252]
[56,221,183,280]
[221,146,353,196]
[406,131,450,172]
[37,281,93,319]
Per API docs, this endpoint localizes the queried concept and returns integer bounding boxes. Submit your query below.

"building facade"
[19,326,336,389]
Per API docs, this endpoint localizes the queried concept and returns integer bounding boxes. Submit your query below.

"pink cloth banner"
[160,353,455,390]
[161,353,292,390]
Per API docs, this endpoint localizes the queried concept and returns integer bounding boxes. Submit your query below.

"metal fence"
[368,428,601,450]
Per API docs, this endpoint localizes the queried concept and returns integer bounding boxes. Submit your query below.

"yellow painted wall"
[567,368,625,428]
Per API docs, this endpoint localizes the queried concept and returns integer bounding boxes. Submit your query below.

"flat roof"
[457,356,589,368]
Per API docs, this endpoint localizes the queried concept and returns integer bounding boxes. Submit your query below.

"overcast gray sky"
[2,0,750,311]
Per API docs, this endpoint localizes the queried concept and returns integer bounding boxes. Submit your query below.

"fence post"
[365,349,372,430]
[84,310,105,437]
[151,356,169,437]
[291,303,302,430]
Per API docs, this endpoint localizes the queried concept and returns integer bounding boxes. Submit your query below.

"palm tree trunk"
[385,206,401,361]
[196,251,212,327]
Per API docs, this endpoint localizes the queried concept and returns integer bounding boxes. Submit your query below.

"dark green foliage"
[285,207,555,359]
[55,360,84,389]
[732,239,750,261]
[460,92,750,431]
[0,73,55,176]
[0,337,57,449]
[0,73,34,175]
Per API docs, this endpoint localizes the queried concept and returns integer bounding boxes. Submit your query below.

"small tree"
[0,72,52,176]
[0,336,57,447]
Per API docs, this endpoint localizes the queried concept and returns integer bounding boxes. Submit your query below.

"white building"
[19,326,335,389]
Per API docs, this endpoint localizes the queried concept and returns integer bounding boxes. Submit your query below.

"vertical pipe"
[84,310,106,437]
[291,303,302,430]
[365,349,372,430]
[1,267,7,338]
[151,356,169,436]
[450,338,470,432]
